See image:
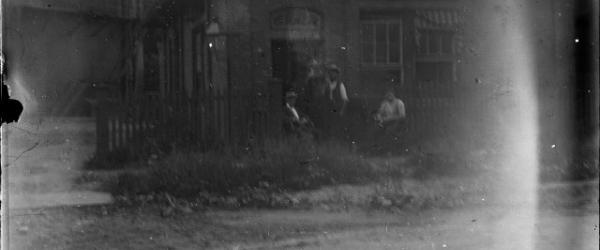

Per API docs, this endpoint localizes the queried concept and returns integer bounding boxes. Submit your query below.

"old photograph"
[1,0,598,249]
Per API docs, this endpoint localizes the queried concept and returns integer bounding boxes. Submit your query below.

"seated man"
[283,91,313,137]
[374,90,406,129]
[369,90,406,154]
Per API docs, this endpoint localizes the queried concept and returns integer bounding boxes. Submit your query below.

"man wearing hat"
[283,90,312,136]
[321,63,349,139]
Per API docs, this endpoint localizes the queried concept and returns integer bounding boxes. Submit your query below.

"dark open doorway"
[271,39,322,94]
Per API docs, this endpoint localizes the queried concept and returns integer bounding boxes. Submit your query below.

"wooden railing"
[94,81,282,158]
[95,78,467,158]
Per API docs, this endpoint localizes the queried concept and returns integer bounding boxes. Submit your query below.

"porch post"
[95,84,110,158]
[268,79,283,138]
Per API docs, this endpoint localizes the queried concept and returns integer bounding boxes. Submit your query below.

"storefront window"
[415,29,457,84]
[416,29,455,56]
[360,21,403,65]
[414,9,463,85]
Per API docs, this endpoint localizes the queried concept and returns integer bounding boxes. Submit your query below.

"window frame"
[416,28,456,57]
[415,28,458,83]
[360,20,404,67]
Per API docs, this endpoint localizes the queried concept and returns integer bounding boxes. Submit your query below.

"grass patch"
[84,148,139,170]
[109,138,376,201]
[99,136,509,210]
[84,135,175,170]
[366,177,492,211]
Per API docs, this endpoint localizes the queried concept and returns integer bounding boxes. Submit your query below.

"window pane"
[361,23,373,43]
[417,30,427,54]
[362,42,374,63]
[429,31,440,54]
[388,23,400,63]
[416,62,437,83]
[361,24,374,63]
[375,23,387,63]
[441,32,453,54]
[438,62,453,82]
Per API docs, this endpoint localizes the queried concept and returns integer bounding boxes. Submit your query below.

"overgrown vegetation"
[107,138,377,201]
[84,135,176,170]
[87,129,598,212]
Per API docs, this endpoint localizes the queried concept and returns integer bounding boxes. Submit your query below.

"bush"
[406,135,498,180]
[84,134,178,170]
[84,148,139,170]
[110,138,376,199]
[315,141,374,184]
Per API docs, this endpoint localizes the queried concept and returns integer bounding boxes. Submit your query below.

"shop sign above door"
[270,8,323,40]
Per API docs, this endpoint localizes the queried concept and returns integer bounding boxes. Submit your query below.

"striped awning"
[415,10,464,30]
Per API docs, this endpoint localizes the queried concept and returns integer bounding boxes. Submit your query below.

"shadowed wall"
[3,5,125,117]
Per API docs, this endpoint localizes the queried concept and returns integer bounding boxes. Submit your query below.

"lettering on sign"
[270,8,323,31]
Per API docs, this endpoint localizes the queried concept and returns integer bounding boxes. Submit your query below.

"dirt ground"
[7,201,599,250]
[4,117,599,250]
[3,118,112,211]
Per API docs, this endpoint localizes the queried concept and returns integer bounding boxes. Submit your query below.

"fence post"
[94,84,110,159]
[268,79,283,139]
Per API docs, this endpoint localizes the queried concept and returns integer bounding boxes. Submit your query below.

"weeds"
[367,178,491,211]
[100,135,506,211]
[109,138,376,203]
[84,148,139,170]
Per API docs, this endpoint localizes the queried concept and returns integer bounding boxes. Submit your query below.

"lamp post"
[205,18,234,144]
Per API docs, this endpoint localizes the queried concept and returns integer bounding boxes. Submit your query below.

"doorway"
[271,39,323,94]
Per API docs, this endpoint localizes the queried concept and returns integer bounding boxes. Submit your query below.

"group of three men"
[283,63,406,151]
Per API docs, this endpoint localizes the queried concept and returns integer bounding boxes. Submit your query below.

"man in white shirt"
[283,91,312,136]
[370,90,406,154]
[375,91,406,127]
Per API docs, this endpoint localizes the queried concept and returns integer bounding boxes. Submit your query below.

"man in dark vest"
[321,63,349,140]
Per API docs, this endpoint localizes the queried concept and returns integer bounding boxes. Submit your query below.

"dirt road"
[4,118,599,249]
[235,206,598,250]
[7,201,598,250]
[3,117,112,209]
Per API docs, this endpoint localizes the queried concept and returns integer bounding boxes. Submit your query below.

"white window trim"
[415,28,456,58]
[360,20,404,66]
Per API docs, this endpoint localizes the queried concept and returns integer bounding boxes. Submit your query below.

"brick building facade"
[129,0,466,110]
[75,0,594,159]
